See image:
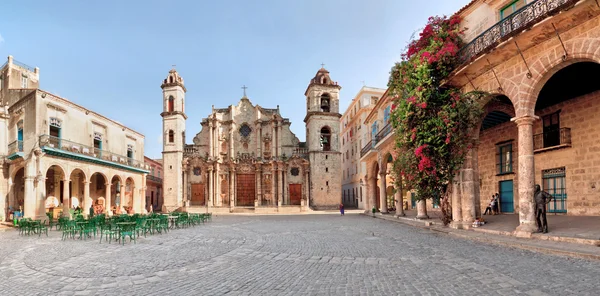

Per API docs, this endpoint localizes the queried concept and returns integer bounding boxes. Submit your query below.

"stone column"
[472,144,482,218]
[62,179,71,217]
[208,121,214,158]
[451,175,463,228]
[23,175,36,219]
[461,149,476,224]
[303,168,310,209]
[369,176,377,212]
[394,180,405,217]
[120,183,126,211]
[272,165,277,206]
[208,167,213,208]
[102,182,109,214]
[277,121,283,158]
[271,122,277,158]
[73,176,81,213]
[36,176,46,220]
[416,200,429,219]
[513,116,538,235]
[277,165,283,207]
[214,163,220,206]
[255,166,261,207]
[183,166,188,206]
[256,121,262,157]
[379,172,387,213]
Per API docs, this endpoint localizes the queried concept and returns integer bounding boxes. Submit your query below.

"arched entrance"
[45,165,68,216]
[9,168,25,220]
[477,95,517,215]
[371,162,380,212]
[89,172,107,215]
[532,61,600,214]
[109,175,122,214]
[124,177,135,213]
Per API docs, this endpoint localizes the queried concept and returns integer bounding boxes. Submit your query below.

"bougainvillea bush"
[388,15,485,225]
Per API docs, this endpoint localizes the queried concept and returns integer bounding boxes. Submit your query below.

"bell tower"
[304,66,342,209]
[161,68,187,211]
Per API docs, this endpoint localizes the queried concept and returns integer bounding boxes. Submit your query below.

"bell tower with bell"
[304,65,342,209]
[161,67,187,211]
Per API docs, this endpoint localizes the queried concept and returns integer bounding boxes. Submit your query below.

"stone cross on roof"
[241,85,248,97]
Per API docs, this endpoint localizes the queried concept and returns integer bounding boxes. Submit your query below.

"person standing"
[339,203,344,216]
[489,195,497,215]
[493,193,500,214]
[484,197,493,215]
[534,184,553,233]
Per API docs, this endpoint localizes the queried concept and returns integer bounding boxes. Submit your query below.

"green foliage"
[388,15,486,212]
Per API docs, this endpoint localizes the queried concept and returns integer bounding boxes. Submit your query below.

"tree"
[388,15,486,225]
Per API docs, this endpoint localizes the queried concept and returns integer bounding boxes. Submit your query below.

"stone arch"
[519,37,600,113]
[44,163,67,178]
[475,94,517,138]
[10,165,25,180]
[68,167,87,181]
[124,177,135,212]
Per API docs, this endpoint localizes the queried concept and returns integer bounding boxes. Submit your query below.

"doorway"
[499,180,514,213]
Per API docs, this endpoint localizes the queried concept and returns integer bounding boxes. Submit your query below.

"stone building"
[360,91,438,218]
[340,86,385,209]
[161,67,342,213]
[0,56,148,221]
[447,0,600,233]
[144,156,162,212]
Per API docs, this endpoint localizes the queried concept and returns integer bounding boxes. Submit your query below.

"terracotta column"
[62,179,70,217]
[102,182,109,214]
[36,176,46,220]
[513,116,538,234]
[416,199,429,219]
[379,172,387,213]
[394,180,405,217]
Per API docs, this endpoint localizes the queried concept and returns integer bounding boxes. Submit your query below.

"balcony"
[360,140,374,158]
[39,135,149,173]
[147,175,163,184]
[374,123,393,144]
[292,147,309,159]
[533,127,571,152]
[8,140,23,154]
[457,0,579,68]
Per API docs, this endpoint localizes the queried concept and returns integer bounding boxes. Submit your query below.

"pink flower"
[419,102,427,109]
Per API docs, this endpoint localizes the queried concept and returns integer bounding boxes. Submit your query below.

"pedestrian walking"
[372,206,376,217]
[339,203,344,216]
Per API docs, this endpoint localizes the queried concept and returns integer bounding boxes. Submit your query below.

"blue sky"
[0,0,466,159]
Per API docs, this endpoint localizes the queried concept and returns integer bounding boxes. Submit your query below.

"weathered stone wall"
[309,151,342,209]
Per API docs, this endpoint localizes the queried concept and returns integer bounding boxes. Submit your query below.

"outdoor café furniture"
[117,222,137,245]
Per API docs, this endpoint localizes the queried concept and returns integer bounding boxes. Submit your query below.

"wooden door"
[236,174,255,207]
[191,183,205,206]
[289,184,302,205]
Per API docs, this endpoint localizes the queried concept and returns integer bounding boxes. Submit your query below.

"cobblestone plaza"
[0,214,599,295]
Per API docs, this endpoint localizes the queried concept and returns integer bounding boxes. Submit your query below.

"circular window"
[240,124,252,137]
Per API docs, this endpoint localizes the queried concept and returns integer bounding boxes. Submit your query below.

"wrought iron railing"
[184,145,199,155]
[8,140,23,154]
[533,127,571,150]
[374,122,393,143]
[147,175,163,183]
[457,0,578,67]
[0,61,7,70]
[360,140,374,158]
[12,59,35,72]
[39,135,147,169]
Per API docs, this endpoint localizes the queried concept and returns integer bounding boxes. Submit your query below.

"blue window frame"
[500,0,526,19]
[383,106,391,124]
[496,142,513,174]
[542,167,567,213]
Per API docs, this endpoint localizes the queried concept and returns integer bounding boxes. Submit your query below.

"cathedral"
[160,67,342,213]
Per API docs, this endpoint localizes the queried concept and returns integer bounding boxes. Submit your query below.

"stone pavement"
[1,214,600,295]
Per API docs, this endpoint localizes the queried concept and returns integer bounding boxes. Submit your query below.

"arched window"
[169,76,174,83]
[320,127,331,151]
[168,130,174,143]
[168,96,175,112]
[320,94,330,112]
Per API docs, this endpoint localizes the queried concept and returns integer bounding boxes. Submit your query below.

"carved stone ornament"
[291,167,300,176]
[239,163,253,173]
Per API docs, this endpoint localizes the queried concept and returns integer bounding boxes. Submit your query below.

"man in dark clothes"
[534,184,553,233]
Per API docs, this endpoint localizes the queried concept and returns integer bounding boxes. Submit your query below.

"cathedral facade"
[160,67,342,213]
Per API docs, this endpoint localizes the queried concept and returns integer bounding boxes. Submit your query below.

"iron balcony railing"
[374,123,393,143]
[360,140,374,158]
[533,127,571,150]
[457,0,578,67]
[12,59,35,72]
[8,140,23,154]
[147,175,163,184]
[39,134,147,169]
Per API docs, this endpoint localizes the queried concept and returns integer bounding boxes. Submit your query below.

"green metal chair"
[99,222,118,244]
[118,222,136,245]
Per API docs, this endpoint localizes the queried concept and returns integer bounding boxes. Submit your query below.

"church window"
[291,167,299,176]
[169,76,174,83]
[321,94,331,112]
[193,167,201,176]
[168,96,175,112]
[320,127,331,151]
[325,167,328,172]
[239,124,252,138]
[168,130,174,143]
